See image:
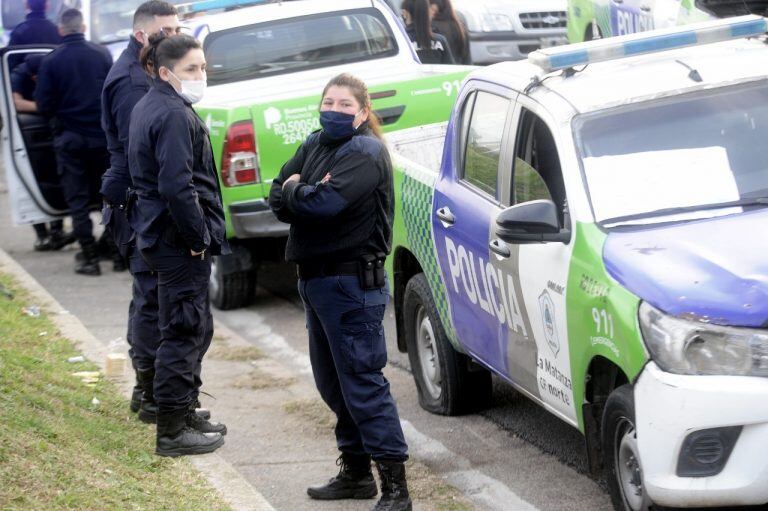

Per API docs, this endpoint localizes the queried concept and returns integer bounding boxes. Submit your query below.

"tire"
[209,255,256,310]
[403,273,491,415]
[602,385,652,511]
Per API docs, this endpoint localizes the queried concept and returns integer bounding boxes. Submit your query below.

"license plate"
[540,36,566,48]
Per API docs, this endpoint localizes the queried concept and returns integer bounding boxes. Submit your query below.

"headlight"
[481,13,514,32]
[639,302,768,377]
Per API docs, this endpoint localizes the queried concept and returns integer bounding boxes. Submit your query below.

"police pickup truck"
[0,0,471,308]
[388,16,768,511]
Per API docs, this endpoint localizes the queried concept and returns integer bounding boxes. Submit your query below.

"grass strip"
[0,273,230,511]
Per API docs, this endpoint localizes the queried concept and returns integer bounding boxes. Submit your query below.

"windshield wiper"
[601,197,768,226]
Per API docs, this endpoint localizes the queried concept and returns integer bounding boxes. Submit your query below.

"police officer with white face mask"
[127,33,228,457]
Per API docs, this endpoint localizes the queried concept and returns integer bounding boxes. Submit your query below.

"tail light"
[220,121,259,187]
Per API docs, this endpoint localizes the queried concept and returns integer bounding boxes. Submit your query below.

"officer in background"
[35,9,113,276]
[101,1,210,424]
[9,0,61,46]
[129,33,227,456]
[11,54,75,252]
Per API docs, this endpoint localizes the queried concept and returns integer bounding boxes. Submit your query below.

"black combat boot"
[372,461,412,511]
[155,409,224,457]
[130,384,142,413]
[307,453,378,500]
[186,406,227,435]
[136,368,159,424]
[191,398,211,420]
[49,229,75,250]
[74,241,101,276]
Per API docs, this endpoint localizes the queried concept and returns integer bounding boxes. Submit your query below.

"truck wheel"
[602,385,652,511]
[209,255,256,310]
[403,273,491,415]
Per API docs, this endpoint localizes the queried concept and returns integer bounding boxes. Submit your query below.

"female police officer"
[128,33,227,457]
[269,74,411,511]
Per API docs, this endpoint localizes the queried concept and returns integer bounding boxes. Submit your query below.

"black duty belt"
[297,261,359,280]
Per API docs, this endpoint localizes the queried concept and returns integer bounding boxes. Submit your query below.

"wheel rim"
[415,304,442,401]
[615,418,650,511]
[209,256,221,298]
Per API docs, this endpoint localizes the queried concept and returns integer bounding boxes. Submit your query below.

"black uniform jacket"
[268,125,394,264]
[100,36,150,205]
[127,80,228,256]
[10,62,36,100]
[34,33,113,137]
[405,24,455,64]
[433,16,470,64]
[9,11,60,46]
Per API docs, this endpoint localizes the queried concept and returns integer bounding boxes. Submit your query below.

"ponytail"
[140,32,201,77]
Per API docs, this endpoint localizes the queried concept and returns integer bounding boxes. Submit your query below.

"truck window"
[462,91,509,199]
[513,108,566,224]
[204,8,398,85]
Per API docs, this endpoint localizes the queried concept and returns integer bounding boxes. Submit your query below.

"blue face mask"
[319,110,361,139]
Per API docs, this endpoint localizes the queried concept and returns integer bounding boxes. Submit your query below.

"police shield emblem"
[538,290,559,357]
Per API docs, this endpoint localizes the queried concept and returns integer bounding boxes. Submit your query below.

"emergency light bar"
[175,0,272,14]
[528,15,768,72]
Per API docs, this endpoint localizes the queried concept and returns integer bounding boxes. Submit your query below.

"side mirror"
[495,199,570,244]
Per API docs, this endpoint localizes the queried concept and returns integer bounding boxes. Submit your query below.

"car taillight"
[221,121,259,187]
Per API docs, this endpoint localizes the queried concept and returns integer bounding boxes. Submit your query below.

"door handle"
[436,206,455,226]
[489,239,511,258]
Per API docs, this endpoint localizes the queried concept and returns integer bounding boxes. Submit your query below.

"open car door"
[1,45,68,225]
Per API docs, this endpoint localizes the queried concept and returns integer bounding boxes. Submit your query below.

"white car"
[387,0,569,63]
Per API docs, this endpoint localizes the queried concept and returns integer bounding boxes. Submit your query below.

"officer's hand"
[282,174,301,188]
[190,248,205,258]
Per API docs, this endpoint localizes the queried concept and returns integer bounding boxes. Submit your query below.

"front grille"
[519,11,567,29]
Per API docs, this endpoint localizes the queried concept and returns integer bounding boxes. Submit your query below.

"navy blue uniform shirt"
[10,62,35,100]
[127,80,228,255]
[100,36,150,205]
[34,33,113,137]
[9,11,60,46]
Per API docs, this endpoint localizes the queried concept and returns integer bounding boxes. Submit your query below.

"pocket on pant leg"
[168,286,205,336]
[339,304,387,373]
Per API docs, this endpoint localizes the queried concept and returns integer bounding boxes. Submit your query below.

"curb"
[0,247,276,511]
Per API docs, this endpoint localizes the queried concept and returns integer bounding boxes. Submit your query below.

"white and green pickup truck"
[389,17,768,511]
[0,0,472,308]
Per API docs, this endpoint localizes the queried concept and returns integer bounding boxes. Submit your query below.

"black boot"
[307,453,377,500]
[136,368,159,424]
[372,461,412,511]
[74,241,101,276]
[186,407,227,435]
[155,409,224,457]
[112,252,127,272]
[49,229,75,251]
[130,384,142,413]
[191,398,211,420]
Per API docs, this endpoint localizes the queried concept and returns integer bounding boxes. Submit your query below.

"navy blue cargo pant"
[299,275,408,462]
[104,203,160,372]
[141,239,213,413]
[53,130,108,245]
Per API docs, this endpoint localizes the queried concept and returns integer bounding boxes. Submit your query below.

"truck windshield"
[91,0,147,44]
[575,81,768,226]
[204,8,398,85]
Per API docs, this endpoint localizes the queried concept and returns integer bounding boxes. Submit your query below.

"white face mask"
[168,69,206,104]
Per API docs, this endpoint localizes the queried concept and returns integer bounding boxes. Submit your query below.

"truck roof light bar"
[175,0,273,14]
[528,15,767,73]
